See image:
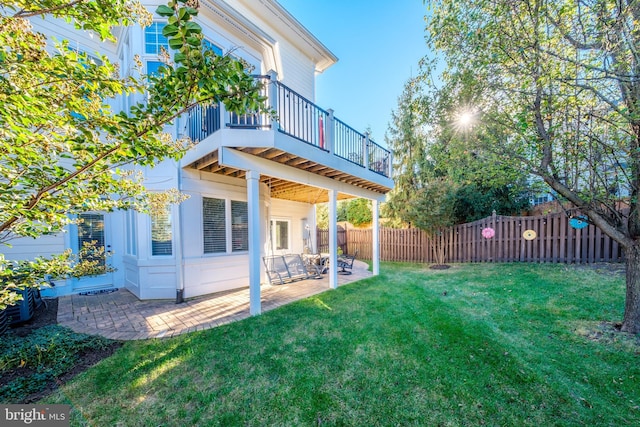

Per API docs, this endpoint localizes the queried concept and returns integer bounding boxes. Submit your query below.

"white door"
[72,213,114,291]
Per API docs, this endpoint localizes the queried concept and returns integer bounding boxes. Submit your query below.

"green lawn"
[45,263,639,426]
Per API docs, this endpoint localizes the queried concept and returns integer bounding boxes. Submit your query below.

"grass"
[44,263,639,426]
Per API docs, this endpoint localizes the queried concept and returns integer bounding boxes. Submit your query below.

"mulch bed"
[1,298,122,404]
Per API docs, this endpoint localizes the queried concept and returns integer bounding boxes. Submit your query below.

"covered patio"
[57,260,372,340]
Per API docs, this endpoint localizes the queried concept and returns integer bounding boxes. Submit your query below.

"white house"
[5,0,394,315]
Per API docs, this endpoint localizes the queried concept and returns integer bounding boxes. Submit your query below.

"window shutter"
[203,197,226,253]
[231,201,248,252]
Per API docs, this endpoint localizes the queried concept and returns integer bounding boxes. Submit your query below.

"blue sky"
[277,0,429,145]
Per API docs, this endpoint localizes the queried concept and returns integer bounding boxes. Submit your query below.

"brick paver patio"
[57,261,372,340]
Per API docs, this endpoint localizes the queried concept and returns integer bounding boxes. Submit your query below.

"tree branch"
[13,0,86,19]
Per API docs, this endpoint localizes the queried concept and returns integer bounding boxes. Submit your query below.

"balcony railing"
[186,74,391,178]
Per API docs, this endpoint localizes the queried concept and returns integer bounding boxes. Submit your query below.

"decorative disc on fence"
[523,229,537,240]
[482,227,495,239]
[569,215,589,230]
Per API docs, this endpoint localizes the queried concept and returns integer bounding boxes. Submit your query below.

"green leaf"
[168,38,184,49]
[186,37,200,47]
[162,24,180,37]
[156,5,175,17]
[184,22,202,34]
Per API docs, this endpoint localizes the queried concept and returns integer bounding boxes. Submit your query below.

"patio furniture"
[263,254,322,285]
[337,250,358,275]
[302,253,329,274]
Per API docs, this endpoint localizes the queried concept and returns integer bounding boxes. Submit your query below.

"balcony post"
[267,70,279,130]
[388,152,393,177]
[364,132,370,169]
[219,100,227,128]
[326,109,335,155]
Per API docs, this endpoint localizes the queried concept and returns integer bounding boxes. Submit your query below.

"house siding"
[7,1,339,300]
[1,234,67,262]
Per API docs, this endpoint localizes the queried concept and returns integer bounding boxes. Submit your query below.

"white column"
[328,189,338,289]
[372,199,380,275]
[247,170,262,315]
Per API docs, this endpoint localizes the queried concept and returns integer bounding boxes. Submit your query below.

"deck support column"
[247,170,262,315]
[373,199,380,275]
[328,189,338,289]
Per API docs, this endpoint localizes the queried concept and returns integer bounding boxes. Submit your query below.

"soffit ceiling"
[187,147,390,203]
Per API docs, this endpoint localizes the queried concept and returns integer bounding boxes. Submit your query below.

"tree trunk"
[622,244,640,334]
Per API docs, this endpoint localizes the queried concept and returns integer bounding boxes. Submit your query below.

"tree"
[452,183,530,224]
[426,0,640,333]
[410,177,458,266]
[345,198,372,226]
[383,78,430,225]
[315,198,372,229]
[0,0,266,308]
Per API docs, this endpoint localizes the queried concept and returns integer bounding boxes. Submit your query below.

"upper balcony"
[181,72,394,203]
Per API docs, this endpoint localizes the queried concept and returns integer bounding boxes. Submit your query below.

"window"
[531,193,552,206]
[146,60,165,76]
[203,39,223,56]
[144,22,168,54]
[231,201,248,252]
[77,213,106,267]
[271,219,290,251]
[151,206,172,256]
[125,210,137,256]
[203,197,226,253]
[203,198,249,254]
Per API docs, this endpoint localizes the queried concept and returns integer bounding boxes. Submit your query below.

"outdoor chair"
[302,253,328,275]
[336,250,358,275]
[263,254,321,285]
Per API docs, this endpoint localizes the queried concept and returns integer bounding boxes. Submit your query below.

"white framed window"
[144,22,170,78]
[270,218,290,252]
[231,201,248,252]
[203,197,226,254]
[203,197,249,254]
[203,39,223,56]
[125,209,137,256]
[150,205,172,256]
[144,22,168,54]
[146,60,165,76]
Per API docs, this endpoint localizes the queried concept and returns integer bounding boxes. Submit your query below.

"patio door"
[269,218,291,255]
[71,213,114,291]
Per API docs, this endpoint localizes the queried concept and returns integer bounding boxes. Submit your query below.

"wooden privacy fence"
[317,211,625,264]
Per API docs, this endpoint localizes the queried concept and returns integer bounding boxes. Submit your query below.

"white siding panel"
[123,260,141,298]
[139,265,177,299]
[1,234,67,261]
[278,38,317,100]
[183,255,250,298]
